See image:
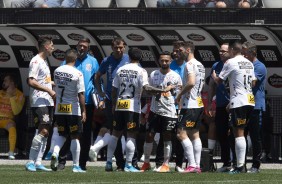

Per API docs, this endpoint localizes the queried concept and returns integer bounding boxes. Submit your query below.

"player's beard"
[161,65,169,70]
[78,50,87,59]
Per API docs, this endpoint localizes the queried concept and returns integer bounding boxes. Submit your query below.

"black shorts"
[55,115,83,136]
[31,106,54,128]
[113,111,140,132]
[177,108,204,130]
[104,99,114,130]
[147,111,177,133]
[230,105,254,128]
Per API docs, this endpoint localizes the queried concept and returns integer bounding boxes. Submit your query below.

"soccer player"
[140,51,182,173]
[212,40,256,174]
[90,37,129,170]
[242,41,267,173]
[50,49,86,173]
[208,43,236,172]
[175,41,205,173]
[0,73,25,159]
[56,37,99,171]
[25,37,55,172]
[169,40,186,172]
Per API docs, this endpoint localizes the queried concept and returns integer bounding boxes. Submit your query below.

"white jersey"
[149,70,182,118]
[112,63,149,113]
[219,55,256,109]
[28,54,54,107]
[54,65,85,116]
[182,58,205,109]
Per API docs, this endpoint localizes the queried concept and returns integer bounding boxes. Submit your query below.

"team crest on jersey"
[186,121,195,128]
[86,64,92,72]
[127,122,136,129]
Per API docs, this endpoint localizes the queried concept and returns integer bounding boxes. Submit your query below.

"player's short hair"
[242,41,257,56]
[128,47,142,61]
[111,37,126,47]
[229,40,242,52]
[78,37,90,44]
[159,51,172,59]
[172,40,184,48]
[38,36,52,49]
[65,49,78,64]
[181,41,195,53]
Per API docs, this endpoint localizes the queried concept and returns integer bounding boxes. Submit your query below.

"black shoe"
[57,163,65,170]
[228,166,246,174]
[115,167,124,172]
[133,164,140,170]
[80,165,87,171]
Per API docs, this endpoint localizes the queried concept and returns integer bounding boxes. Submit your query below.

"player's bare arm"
[28,77,56,99]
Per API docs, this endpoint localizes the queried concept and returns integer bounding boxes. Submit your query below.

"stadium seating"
[262,0,282,8]
[116,0,140,8]
[87,0,113,8]
[2,0,12,8]
[144,0,158,7]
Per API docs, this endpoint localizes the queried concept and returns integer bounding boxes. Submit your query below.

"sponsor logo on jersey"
[9,34,27,42]
[126,33,145,41]
[58,104,72,113]
[52,49,65,61]
[187,33,205,41]
[236,118,246,126]
[0,50,10,62]
[67,33,83,41]
[70,125,78,132]
[127,122,136,129]
[268,74,282,88]
[250,33,268,41]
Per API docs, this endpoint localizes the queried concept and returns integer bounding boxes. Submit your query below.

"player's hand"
[175,94,181,104]
[49,90,56,100]
[81,111,86,123]
[164,85,175,92]
[98,92,106,98]
[98,100,105,109]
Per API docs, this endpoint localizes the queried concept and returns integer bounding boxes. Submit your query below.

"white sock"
[70,139,81,166]
[29,134,44,162]
[91,133,111,153]
[121,136,126,155]
[154,133,160,145]
[94,135,103,144]
[126,138,136,166]
[164,141,172,165]
[106,136,118,162]
[235,136,246,167]
[143,142,153,163]
[192,138,202,167]
[208,139,216,150]
[181,138,196,167]
[48,127,59,153]
[35,136,47,166]
[53,136,66,156]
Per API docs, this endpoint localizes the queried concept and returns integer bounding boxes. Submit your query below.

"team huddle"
[23,36,266,174]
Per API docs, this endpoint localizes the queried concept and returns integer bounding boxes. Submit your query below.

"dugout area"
[0,7,281,162]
